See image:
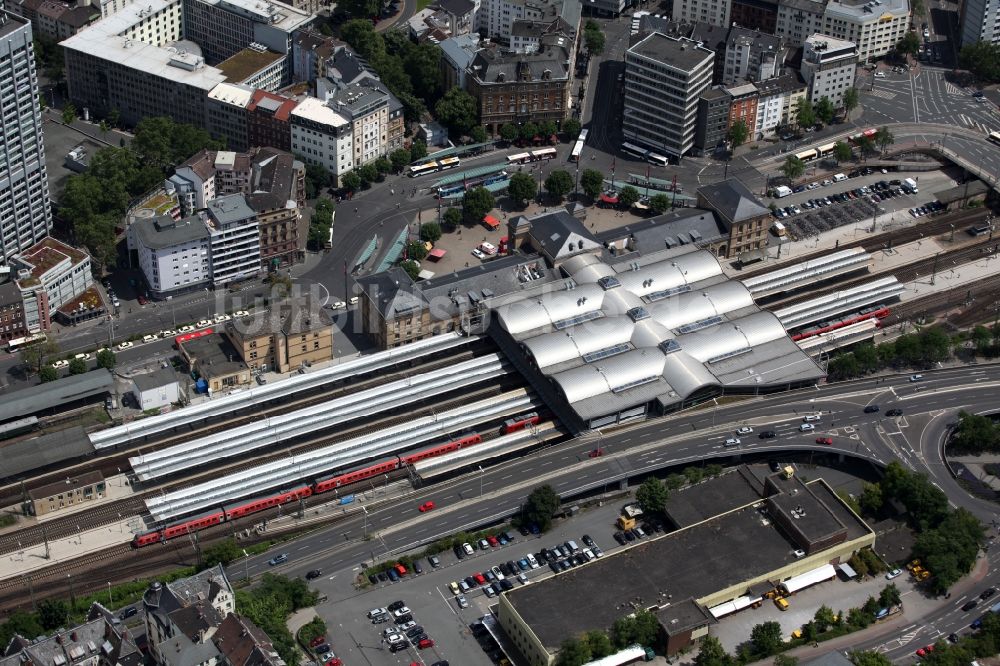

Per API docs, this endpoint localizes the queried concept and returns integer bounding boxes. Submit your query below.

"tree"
[390,148,412,173]
[813,604,837,631]
[879,583,901,609]
[302,162,331,199]
[960,41,1000,83]
[470,126,488,144]
[21,338,59,375]
[410,141,428,162]
[635,477,669,516]
[400,260,420,280]
[520,122,540,142]
[107,108,120,129]
[781,155,806,180]
[462,186,495,226]
[610,610,659,648]
[833,141,853,163]
[341,170,362,193]
[131,117,223,172]
[952,410,999,453]
[562,118,582,140]
[556,637,592,666]
[37,599,69,630]
[538,120,558,139]
[795,98,816,128]
[728,119,750,151]
[874,126,895,154]
[96,348,116,369]
[0,611,44,648]
[544,169,574,201]
[507,171,537,206]
[859,481,884,514]
[749,622,784,657]
[404,41,443,101]
[774,655,799,666]
[694,636,733,666]
[374,156,393,176]
[39,365,58,382]
[856,135,875,160]
[441,207,462,230]
[341,20,385,59]
[68,357,88,375]
[62,103,76,125]
[435,88,478,138]
[406,241,428,261]
[849,651,894,666]
[357,163,378,185]
[584,27,605,55]
[649,193,671,214]
[618,185,641,208]
[580,169,605,199]
[500,123,520,144]
[584,631,613,659]
[843,87,860,118]
[420,221,442,243]
[202,538,242,568]
[897,31,921,56]
[815,97,835,125]
[522,484,560,531]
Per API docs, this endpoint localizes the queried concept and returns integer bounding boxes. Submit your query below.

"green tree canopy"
[96,349,116,369]
[68,357,87,375]
[544,169,574,200]
[522,484,560,531]
[462,186,495,226]
[400,260,420,280]
[583,631,613,659]
[635,477,669,516]
[419,221,442,243]
[406,241,428,261]
[555,637,592,666]
[357,163,378,185]
[0,611,44,648]
[132,116,224,172]
[843,87,860,117]
[749,621,784,657]
[781,155,806,180]
[874,126,895,154]
[341,20,385,60]
[39,366,58,382]
[443,207,463,229]
[341,171,362,193]
[507,171,537,206]
[649,193,671,214]
[435,88,479,138]
[897,31,920,56]
[21,338,60,375]
[470,126,489,144]
[952,410,1000,453]
[520,122,540,142]
[728,119,750,150]
[37,599,69,631]
[202,538,242,568]
[500,123,520,143]
[694,636,733,666]
[374,156,393,176]
[795,99,816,128]
[580,169,604,199]
[62,103,76,125]
[815,97,835,124]
[849,651,894,666]
[960,41,1000,82]
[410,141,428,162]
[610,609,659,648]
[618,185,641,208]
[562,118,582,140]
[833,141,853,163]
[390,148,412,173]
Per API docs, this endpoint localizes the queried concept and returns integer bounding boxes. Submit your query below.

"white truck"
[903,177,919,193]
[773,185,792,198]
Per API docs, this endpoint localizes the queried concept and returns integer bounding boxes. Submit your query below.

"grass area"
[0,514,17,528]
[416,0,433,10]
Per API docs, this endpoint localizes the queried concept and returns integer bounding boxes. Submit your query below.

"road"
[228,363,1000,660]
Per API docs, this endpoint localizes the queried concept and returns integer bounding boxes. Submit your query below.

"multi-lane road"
[233,363,1000,659]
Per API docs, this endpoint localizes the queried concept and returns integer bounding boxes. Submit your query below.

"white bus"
[570,129,589,162]
[6,333,46,353]
[408,162,440,177]
[989,130,1000,146]
[622,141,648,159]
[530,147,557,161]
[437,157,461,171]
[646,151,669,167]
[507,152,531,165]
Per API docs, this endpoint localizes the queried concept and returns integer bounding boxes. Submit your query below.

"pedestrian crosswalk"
[958,114,992,133]
[945,81,967,96]
[865,89,897,100]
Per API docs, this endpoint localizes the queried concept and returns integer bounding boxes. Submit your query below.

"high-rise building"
[623,33,714,159]
[722,26,786,85]
[961,0,1000,45]
[800,33,858,107]
[821,0,908,61]
[0,11,51,264]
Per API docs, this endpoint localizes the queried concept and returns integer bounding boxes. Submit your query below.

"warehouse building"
[498,466,875,665]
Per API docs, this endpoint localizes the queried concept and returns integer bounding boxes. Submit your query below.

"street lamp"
[242,548,250,580]
[362,505,369,539]
[479,466,485,498]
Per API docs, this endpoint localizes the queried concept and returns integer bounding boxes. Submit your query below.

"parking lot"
[767,169,959,241]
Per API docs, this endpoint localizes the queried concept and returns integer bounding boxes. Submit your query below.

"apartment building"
[723,26,786,85]
[466,44,572,134]
[0,12,52,264]
[694,86,731,156]
[322,81,391,168]
[290,96,353,182]
[126,214,211,297]
[754,72,806,137]
[671,0,732,29]
[10,0,99,40]
[291,29,340,82]
[12,237,92,332]
[205,82,254,151]
[821,0,908,60]
[800,33,858,107]
[440,33,481,89]
[727,82,759,134]
[623,34,714,159]
[205,194,261,287]
[775,0,826,46]
[181,0,313,67]
[225,302,332,373]
[476,0,580,46]
[0,280,27,344]
[247,89,297,151]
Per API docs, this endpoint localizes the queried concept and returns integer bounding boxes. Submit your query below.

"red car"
[137,295,148,305]
[487,535,499,547]
[915,645,935,657]
[309,636,326,648]
[419,501,435,512]
[588,448,603,458]
[324,659,342,666]
[394,563,407,576]
[474,572,487,585]
[417,638,435,649]
[816,437,833,445]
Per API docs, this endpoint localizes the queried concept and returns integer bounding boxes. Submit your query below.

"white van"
[803,414,822,422]
[833,173,848,182]
[773,185,793,198]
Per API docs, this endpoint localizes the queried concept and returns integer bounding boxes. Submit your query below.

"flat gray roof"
[0,370,113,424]
[207,194,255,226]
[0,426,91,481]
[132,215,209,250]
[665,466,765,528]
[132,368,180,392]
[628,33,714,72]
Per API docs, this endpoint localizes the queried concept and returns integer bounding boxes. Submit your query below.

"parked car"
[267,553,288,566]
[885,568,903,580]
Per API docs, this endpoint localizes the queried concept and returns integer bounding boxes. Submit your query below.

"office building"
[623,34,714,158]
[205,82,254,151]
[694,85,731,155]
[671,0,732,29]
[466,44,572,134]
[225,302,332,373]
[0,12,51,264]
[722,26,786,85]
[290,96,353,182]
[775,0,826,46]
[476,0,580,45]
[800,33,858,107]
[181,0,314,67]
[961,0,1000,45]
[216,46,286,91]
[12,237,92,332]
[126,214,211,297]
[821,0,908,60]
[10,0,100,40]
[205,194,261,287]
[28,471,106,516]
[247,89,297,151]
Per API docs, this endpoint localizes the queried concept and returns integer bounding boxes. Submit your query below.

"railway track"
[0,376,523,554]
[0,342,492,507]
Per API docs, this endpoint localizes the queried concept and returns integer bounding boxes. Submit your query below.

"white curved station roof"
[494,248,824,423]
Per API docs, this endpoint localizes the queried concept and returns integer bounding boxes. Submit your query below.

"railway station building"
[27,470,106,516]
[497,466,875,665]
[225,302,333,373]
[179,332,252,392]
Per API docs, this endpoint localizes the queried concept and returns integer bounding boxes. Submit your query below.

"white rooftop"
[290,96,349,128]
[207,82,255,107]
[212,0,314,31]
[824,0,908,20]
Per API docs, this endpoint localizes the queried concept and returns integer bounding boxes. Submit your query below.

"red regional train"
[131,414,535,547]
[791,306,889,342]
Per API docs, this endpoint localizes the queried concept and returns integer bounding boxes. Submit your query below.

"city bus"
[507,152,531,165]
[6,333,46,353]
[570,129,589,162]
[989,130,1000,146]
[407,157,463,177]
[794,149,818,162]
[646,151,669,167]
[437,157,461,171]
[530,147,557,161]
[436,170,508,198]
[622,141,648,159]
